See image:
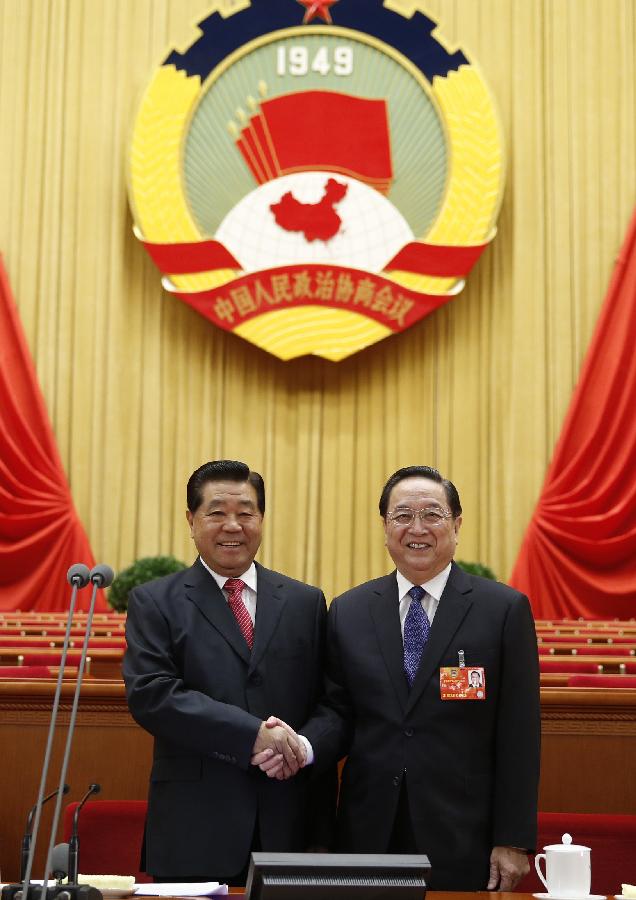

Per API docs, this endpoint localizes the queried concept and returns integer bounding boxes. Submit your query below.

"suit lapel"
[369,574,409,711]
[406,562,474,712]
[184,559,251,664]
[249,563,286,673]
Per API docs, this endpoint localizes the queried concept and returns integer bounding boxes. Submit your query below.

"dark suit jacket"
[304,562,541,890]
[123,559,335,879]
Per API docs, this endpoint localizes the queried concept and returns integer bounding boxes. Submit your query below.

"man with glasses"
[261,464,540,891]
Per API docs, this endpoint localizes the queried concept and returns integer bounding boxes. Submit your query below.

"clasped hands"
[251,715,305,780]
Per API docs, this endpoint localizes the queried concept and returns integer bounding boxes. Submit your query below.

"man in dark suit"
[123,459,334,884]
[263,464,540,891]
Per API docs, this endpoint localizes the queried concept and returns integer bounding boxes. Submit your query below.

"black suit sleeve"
[302,595,354,772]
[492,593,541,850]
[123,582,261,769]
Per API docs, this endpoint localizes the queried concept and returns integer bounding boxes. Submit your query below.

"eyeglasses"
[387,507,452,528]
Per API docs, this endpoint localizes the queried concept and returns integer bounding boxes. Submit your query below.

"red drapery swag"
[0,255,107,611]
[510,209,636,619]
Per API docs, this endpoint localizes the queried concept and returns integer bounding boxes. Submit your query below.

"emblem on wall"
[128,0,505,361]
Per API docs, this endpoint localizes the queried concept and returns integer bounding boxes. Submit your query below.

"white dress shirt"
[396,562,452,637]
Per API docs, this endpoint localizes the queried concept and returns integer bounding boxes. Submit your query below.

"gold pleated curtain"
[0,0,635,603]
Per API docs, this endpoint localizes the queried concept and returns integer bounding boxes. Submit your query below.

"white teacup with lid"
[535,833,591,898]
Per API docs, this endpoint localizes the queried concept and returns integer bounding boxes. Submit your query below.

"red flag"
[236,91,393,193]
[0,255,107,612]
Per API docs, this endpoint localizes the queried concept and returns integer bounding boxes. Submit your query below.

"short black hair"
[186,460,265,514]
[378,465,462,519]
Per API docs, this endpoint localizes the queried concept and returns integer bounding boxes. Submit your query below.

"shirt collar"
[396,561,453,602]
[198,557,258,593]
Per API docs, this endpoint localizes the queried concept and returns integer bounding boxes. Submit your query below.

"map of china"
[270,178,348,242]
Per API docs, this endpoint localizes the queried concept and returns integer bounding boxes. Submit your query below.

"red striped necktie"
[224,578,254,649]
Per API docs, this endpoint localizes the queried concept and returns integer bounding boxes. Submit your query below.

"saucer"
[532,894,606,900]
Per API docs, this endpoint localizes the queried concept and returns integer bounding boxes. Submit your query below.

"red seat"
[0,637,60,647]
[62,800,152,882]
[538,634,592,643]
[20,653,90,673]
[567,674,636,688]
[87,639,126,649]
[516,811,636,895]
[571,645,635,656]
[0,665,52,678]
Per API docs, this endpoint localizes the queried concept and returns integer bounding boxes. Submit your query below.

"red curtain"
[510,209,636,619]
[0,256,107,612]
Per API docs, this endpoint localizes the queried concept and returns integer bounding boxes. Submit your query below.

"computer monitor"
[245,852,431,900]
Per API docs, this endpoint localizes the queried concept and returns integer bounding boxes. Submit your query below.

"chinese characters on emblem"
[212,269,415,330]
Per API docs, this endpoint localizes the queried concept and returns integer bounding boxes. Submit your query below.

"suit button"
[404,728,414,737]
[393,775,401,787]
[250,672,263,686]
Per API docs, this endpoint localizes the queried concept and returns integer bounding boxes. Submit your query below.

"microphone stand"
[21,786,70,882]
[11,564,90,900]
[39,565,113,900]
[2,563,113,900]
[67,784,101,885]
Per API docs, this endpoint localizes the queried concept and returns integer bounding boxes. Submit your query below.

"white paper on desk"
[134,884,228,896]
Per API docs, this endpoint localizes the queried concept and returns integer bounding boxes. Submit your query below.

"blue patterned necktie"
[403,585,430,686]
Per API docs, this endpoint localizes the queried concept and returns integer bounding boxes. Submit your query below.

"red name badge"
[440,666,486,700]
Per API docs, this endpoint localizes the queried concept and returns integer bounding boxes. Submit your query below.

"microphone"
[21,786,70,880]
[68,785,101,884]
[89,565,114,588]
[66,566,90,589]
[50,844,69,884]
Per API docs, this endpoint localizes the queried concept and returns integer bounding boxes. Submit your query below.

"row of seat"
[540,658,636,674]
[0,636,125,648]
[539,645,635,656]
[0,655,90,676]
[0,646,125,679]
[538,635,636,646]
[536,616,636,626]
[567,673,636,687]
[0,613,124,622]
[0,625,125,640]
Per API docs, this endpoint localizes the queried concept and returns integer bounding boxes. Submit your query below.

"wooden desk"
[0,680,152,883]
[540,687,636,813]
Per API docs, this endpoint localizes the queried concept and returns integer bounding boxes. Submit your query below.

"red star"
[297,0,338,24]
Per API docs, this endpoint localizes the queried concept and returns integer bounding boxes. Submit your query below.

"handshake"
[251,715,307,780]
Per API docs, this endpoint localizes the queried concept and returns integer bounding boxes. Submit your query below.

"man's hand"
[487,846,530,891]
[251,716,306,779]
[251,717,306,779]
